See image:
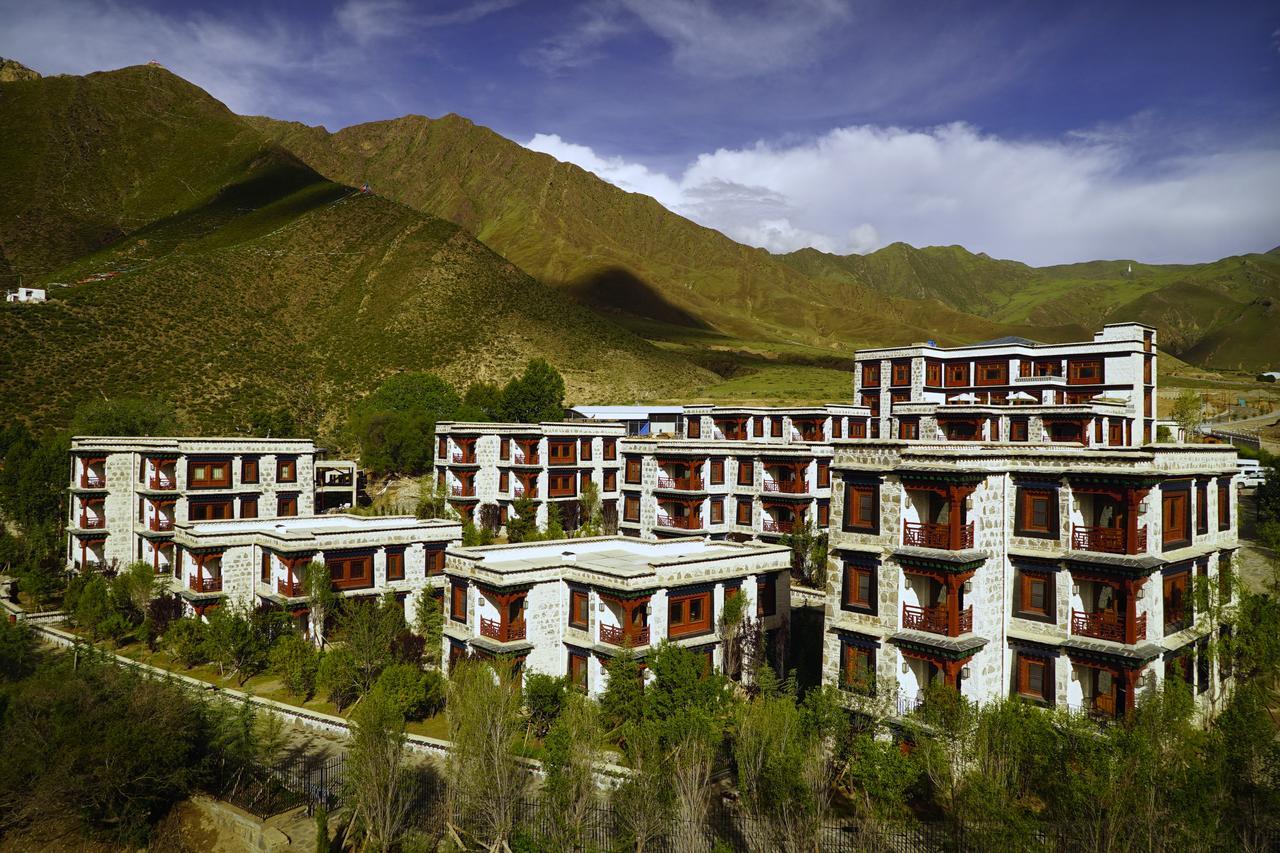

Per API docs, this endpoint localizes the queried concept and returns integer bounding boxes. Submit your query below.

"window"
[240,496,258,519]
[925,361,942,386]
[1108,421,1124,446]
[624,495,640,523]
[438,437,447,459]
[848,420,867,438]
[1014,568,1054,622]
[975,360,1008,386]
[842,482,878,533]
[861,393,880,416]
[328,553,373,590]
[625,457,642,484]
[569,589,589,629]
[840,641,875,694]
[736,498,752,525]
[1196,480,1208,536]
[189,498,233,520]
[831,418,843,439]
[757,574,777,617]
[770,418,782,438]
[499,439,510,461]
[549,440,575,464]
[710,459,725,484]
[580,438,593,461]
[568,650,588,691]
[891,361,911,386]
[1014,652,1053,704]
[945,363,969,387]
[188,459,231,488]
[499,471,510,492]
[277,457,297,483]
[426,547,445,576]
[1162,486,1191,549]
[686,417,701,439]
[385,548,404,581]
[898,419,919,440]
[450,581,467,621]
[1164,569,1191,633]
[861,363,880,387]
[603,439,617,461]
[668,589,712,637]
[737,459,754,486]
[260,551,271,584]
[1010,418,1029,442]
[710,499,724,524]
[890,391,909,404]
[841,562,876,613]
[549,473,575,497]
[1067,359,1102,384]
[1015,487,1057,538]
[1218,479,1230,531]
[241,457,259,484]
[817,502,829,526]
[277,494,298,517]
[603,471,617,492]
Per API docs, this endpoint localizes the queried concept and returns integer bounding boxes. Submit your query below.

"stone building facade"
[441,537,792,696]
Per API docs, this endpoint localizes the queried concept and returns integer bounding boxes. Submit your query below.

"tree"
[446,658,529,847]
[318,646,361,710]
[545,500,566,540]
[412,586,445,667]
[355,409,434,475]
[541,693,602,849]
[164,617,208,667]
[246,406,298,438]
[355,372,461,422]
[523,672,570,739]
[644,641,728,729]
[600,647,645,732]
[270,632,321,699]
[73,572,113,640]
[343,688,418,852]
[70,396,177,437]
[415,476,452,520]
[304,560,337,648]
[459,381,503,421]
[0,618,37,682]
[204,605,272,684]
[373,663,446,721]
[506,495,540,543]
[611,719,673,853]
[461,518,493,546]
[1172,389,1204,438]
[338,594,403,695]
[578,479,604,537]
[498,359,565,423]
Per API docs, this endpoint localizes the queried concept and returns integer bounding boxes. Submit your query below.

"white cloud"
[523,122,1280,265]
[336,0,520,45]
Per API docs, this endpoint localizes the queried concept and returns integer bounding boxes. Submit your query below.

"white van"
[1237,459,1267,488]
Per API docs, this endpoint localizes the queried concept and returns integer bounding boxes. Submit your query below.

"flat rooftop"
[451,536,787,579]
[177,514,460,545]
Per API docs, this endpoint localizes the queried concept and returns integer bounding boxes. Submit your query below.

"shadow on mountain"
[567,266,714,330]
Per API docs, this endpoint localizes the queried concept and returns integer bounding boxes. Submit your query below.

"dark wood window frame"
[425,546,445,576]
[569,587,590,629]
[277,456,297,483]
[756,574,777,618]
[1013,649,1055,705]
[189,497,234,520]
[450,580,468,622]
[710,458,725,485]
[1014,486,1058,538]
[842,481,880,533]
[277,493,299,517]
[1013,567,1055,624]
[1162,483,1192,550]
[975,360,1008,386]
[241,457,259,484]
[891,361,911,387]
[668,589,713,638]
[736,498,752,525]
[623,494,641,523]
[624,457,642,484]
[737,459,754,486]
[328,552,373,590]
[840,639,876,695]
[1010,418,1029,442]
[188,459,231,489]
[385,548,405,581]
[240,496,258,519]
[1217,479,1230,531]
[841,561,877,614]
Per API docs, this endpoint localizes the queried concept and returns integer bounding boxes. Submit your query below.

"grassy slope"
[246,114,1085,352]
[0,67,713,431]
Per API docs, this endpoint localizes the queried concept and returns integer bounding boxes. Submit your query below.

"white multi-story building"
[441,536,792,695]
[66,436,357,574]
[854,323,1157,447]
[434,421,626,533]
[822,440,1239,720]
[170,514,460,622]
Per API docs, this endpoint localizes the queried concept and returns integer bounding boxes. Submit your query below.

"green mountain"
[0,65,713,431]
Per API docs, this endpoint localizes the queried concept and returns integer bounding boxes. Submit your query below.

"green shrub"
[269,632,320,699]
[165,617,208,668]
[317,646,360,710]
[524,672,569,737]
[374,663,445,720]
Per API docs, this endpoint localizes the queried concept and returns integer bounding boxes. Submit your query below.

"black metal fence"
[209,754,344,819]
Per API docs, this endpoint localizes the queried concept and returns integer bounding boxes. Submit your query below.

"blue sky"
[3,0,1278,264]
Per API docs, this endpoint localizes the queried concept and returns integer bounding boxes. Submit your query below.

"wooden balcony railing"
[762,518,795,534]
[600,624,650,646]
[656,475,700,490]
[1071,609,1146,642]
[79,516,106,529]
[450,484,475,497]
[451,451,476,464]
[657,514,702,530]
[479,618,526,642]
[277,578,304,597]
[903,521,974,549]
[148,475,176,490]
[1071,525,1146,554]
[902,603,973,636]
[763,479,808,494]
[151,518,174,532]
[189,575,223,593]
[81,475,106,488]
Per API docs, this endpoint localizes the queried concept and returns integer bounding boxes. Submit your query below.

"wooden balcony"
[903,521,974,550]
[451,451,476,464]
[657,514,702,530]
[80,475,106,488]
[148,476,176,490]
[1071,525,1146,554]
[479,617,526,642]
[902,603,973,636]
[599,624,650,647]
[450,484,475,497]
[656,475,701,490]
[189,575,223,593]
[762,478,808,494]
[150,518,174,532]
[78,516,106,529]
[762,518,795,534]
[1071,609,1146,642]
[277,578,304,597]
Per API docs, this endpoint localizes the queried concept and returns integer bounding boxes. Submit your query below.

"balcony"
[148,476,176,490]
[150,518,174,532]
[903,521,974,550]
[451,451,477,465]
[80,475,106,489]
[189,575,223,593]
[450,484,475,497]
[763,479,808,494]
[902,603,973,636]
[479,617,526,642]
[656,514,702,531]
[600,624,650,647]
[1071,610,1147,642]
[656,475,700,491]
[78,515,106,530]
[762,518,794,534]
[277,578,304,597]
[1071,525,1146,555]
